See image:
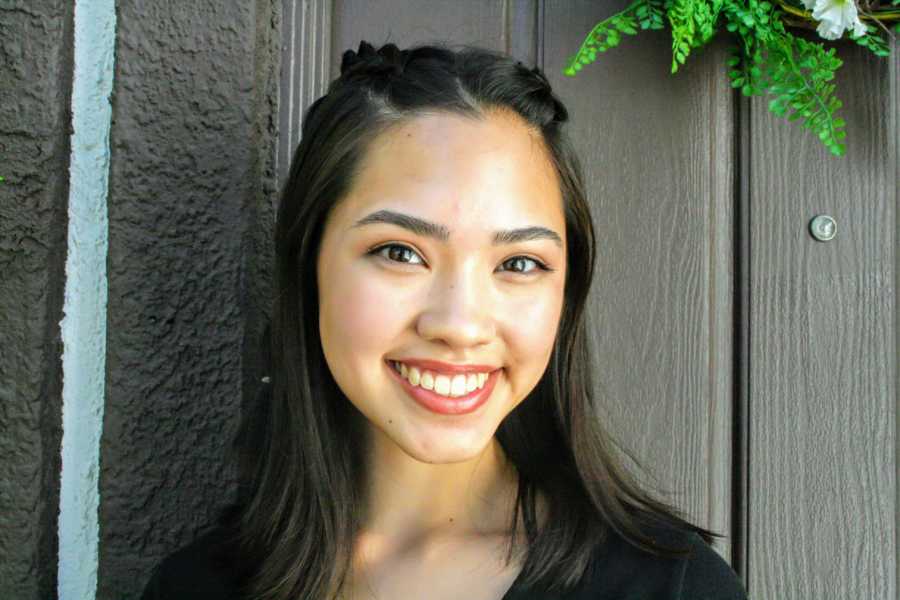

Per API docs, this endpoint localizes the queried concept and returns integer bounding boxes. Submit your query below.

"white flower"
[800,0,867,40]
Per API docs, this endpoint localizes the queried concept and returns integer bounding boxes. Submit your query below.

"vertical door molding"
[278,0,333,188]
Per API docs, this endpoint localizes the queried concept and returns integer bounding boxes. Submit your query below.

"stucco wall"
[0,2,278,598]
[0,2,73,598]
[97,2,279,598]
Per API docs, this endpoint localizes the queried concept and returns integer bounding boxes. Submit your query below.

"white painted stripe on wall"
[58,1,116,599]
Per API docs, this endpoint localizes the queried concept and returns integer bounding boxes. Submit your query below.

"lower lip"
[385,360,501,415]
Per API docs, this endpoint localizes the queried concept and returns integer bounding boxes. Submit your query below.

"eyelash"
[367,243,554,275]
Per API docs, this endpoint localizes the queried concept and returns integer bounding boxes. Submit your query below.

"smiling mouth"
[384,359,501,415]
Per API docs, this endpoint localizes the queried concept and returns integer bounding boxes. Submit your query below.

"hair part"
[216,40,718,600]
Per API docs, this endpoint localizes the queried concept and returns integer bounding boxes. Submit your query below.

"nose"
[415,263,496,350]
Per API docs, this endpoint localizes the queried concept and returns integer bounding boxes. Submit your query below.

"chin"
[385,423,496,465]
[408,446,485,465]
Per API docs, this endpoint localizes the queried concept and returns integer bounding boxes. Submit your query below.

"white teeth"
[434,374,451,395]
[450,374,467,397]
[420,371,434,390]
[392,361,491,397]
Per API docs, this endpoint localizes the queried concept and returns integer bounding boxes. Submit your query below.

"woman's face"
[317,109,567,464]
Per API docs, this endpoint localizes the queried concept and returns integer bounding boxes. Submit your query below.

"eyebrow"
[351,209,563,248]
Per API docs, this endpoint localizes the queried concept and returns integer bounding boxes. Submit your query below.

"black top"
[140,525,748,600]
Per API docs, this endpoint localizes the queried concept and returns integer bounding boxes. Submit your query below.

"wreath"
[564,0,899,156]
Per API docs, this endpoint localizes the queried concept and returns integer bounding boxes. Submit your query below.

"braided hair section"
[339,41,412,79]
[506,60,569,127]
[335,41,568,129]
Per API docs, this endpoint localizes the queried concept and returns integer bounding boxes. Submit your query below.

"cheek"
[319,263,407,376]
[502,289,564,391]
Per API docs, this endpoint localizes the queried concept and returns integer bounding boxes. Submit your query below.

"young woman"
[141,41,748,600]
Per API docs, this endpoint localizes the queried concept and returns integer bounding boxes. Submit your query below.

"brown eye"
[499,256,551,275]
[368,243,425,266]
[368,244,552,276]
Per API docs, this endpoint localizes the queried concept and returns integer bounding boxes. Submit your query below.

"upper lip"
[388,358,500,374]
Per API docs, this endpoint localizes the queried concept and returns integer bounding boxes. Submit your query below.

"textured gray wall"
[0,2,72,598]
[97,1,279,598]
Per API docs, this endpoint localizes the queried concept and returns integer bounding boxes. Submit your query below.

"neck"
[357,427,521,556]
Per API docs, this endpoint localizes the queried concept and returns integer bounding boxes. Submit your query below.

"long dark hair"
[218,40,717,600]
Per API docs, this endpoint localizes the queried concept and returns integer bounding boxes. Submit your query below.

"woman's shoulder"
[139,526,240,600]
[673,530,748,600]
[572,522,748,600]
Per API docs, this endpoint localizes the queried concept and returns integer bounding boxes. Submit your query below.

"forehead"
[332,109,565,236]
